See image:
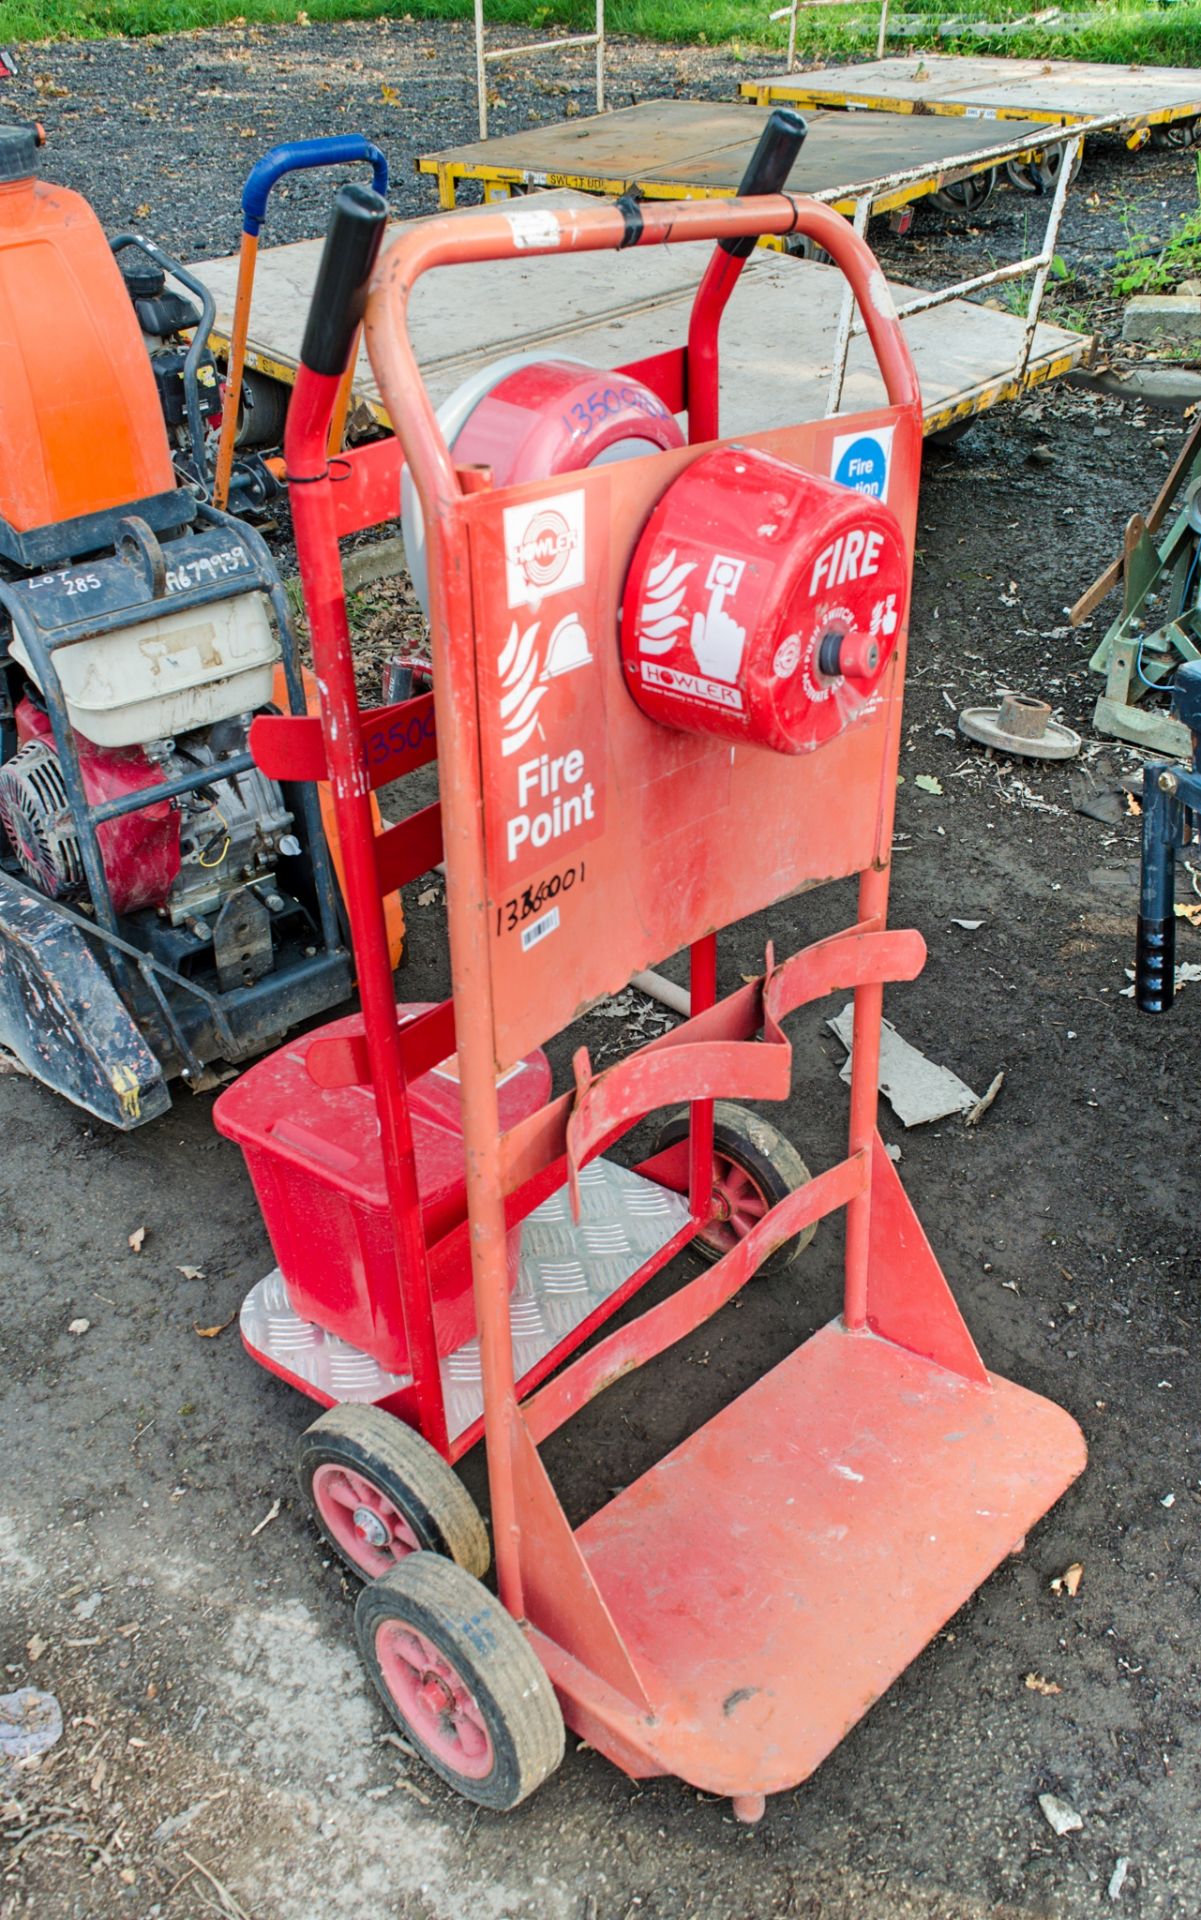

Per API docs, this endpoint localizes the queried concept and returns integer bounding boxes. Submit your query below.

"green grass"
[1114,151,1201,291]
[3,0,1201,65]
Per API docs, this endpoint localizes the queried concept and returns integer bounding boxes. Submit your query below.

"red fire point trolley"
[216,112,1086,1822]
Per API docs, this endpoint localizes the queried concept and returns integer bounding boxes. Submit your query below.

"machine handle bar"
[300,183,390,380]
[721,105,807,258]
[241,135,389,237]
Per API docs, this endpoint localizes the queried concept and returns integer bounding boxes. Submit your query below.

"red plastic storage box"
[214,1003,551,1372]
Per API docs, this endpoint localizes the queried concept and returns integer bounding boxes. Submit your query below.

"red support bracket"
[525,1151,868,1444]
[250,691,437,793]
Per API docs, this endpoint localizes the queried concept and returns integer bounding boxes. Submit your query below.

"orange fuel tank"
[0,124,176,544]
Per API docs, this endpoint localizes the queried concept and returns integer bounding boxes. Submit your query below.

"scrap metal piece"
[828,1002,979,1127]
[958,692,1081,760]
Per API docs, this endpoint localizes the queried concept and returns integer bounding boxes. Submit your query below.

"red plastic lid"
[214,1003,551,1213]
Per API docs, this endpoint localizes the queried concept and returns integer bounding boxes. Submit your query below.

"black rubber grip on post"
[721,106,808,258]
[300,182,389,377]
[1136,914,1175,1013]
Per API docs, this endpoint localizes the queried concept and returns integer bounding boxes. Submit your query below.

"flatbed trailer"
[738,53,1201,140]
[193,189,1090,451]
[416,97,1070,214]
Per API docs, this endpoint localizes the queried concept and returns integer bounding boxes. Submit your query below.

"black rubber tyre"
[928,418,975,448]
[653,1100,815,1278]
[1005,143,1082,195]
[355,1554,565,1810]
[1151,117,1200,150]
[929,167,996,217]
[785,231,834,266]
[297,1404,490,1583]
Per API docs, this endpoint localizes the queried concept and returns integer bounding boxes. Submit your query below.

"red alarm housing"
[620,443,909,754]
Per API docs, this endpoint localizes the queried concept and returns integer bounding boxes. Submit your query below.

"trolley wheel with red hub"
[655,1100,815,1278]
[355,1553,565,1810]
[297,1405,490,1582]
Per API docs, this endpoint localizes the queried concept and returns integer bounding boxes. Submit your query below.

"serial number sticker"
[521,907,560,952]
[495,859,584,937]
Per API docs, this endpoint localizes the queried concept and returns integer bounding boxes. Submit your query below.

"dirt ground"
[3,18,1201,1920]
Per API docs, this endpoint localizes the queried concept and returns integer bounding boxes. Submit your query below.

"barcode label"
[521,906,560,952]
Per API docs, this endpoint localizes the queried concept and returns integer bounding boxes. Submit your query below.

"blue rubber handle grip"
[241,136,389,237]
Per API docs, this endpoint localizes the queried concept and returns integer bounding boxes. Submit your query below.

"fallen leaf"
[1174,901,1201,927]
[914,774,943,795]
[26,1633,47,1662]
[1051,1561,1083,1597]
[416,886,439,907]
[178,1265,204,1281]
[381,81,400,104]
[134,202,151,220]
[193,1313,236,1339]
[250,1498,281,1538]
[68,1318,90,1336]
[1025,1672,1062,1695]
[128,1226,146,1254]
[951,918,984,930]
[1125,793,1142,817]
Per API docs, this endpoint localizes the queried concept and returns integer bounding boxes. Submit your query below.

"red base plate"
[571,1318,1085,1798]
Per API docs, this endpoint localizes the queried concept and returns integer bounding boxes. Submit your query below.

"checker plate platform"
[240,1156,691,1440]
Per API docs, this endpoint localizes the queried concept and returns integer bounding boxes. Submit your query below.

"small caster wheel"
[355,1553,565,1810]
[297,1404,489,1582]
[653,1100,815,1278]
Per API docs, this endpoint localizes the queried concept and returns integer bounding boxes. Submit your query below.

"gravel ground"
[2,19,1201,1920]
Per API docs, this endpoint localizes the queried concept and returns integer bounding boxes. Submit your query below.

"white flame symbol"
[637,549,696,655]
[498,619,546,757]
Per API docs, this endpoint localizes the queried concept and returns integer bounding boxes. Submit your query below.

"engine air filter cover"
[621,443,909,755]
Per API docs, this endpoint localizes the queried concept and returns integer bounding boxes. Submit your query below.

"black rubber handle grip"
[721,106,808,258]
[300,182,389,377]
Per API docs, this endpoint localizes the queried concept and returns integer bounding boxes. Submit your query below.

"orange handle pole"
[327,321,361,458]
[212,229,258,512]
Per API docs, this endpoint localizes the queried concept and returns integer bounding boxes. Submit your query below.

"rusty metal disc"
[958,693,1081,760]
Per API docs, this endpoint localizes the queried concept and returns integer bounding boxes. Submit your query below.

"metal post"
[1016,130,1082,382]
[825,196,871,418]
[876,0,890,60]
[475,0,488,140]
[596,0,605,113]
[787,0,799,73]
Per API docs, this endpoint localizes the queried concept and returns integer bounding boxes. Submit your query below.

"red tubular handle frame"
[364,192,920,549]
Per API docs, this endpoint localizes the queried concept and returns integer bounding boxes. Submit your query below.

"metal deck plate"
[240,1155,690,1439]
[416,99,1052,213]
[192,196,1088,444]
[740,54,1201,129]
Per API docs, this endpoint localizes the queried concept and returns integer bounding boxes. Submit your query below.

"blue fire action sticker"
[830,424,894,503]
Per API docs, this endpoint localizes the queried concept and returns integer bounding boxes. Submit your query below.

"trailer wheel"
[1005,143,1083,195]
[355,1554,565,1810]
[298,1405,490,1582]
[929,168,996,217]
[1150,117,1200,149]
[653,1101,815,1277]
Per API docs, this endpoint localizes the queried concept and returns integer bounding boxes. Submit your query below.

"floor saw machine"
[0,122,361,1127]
